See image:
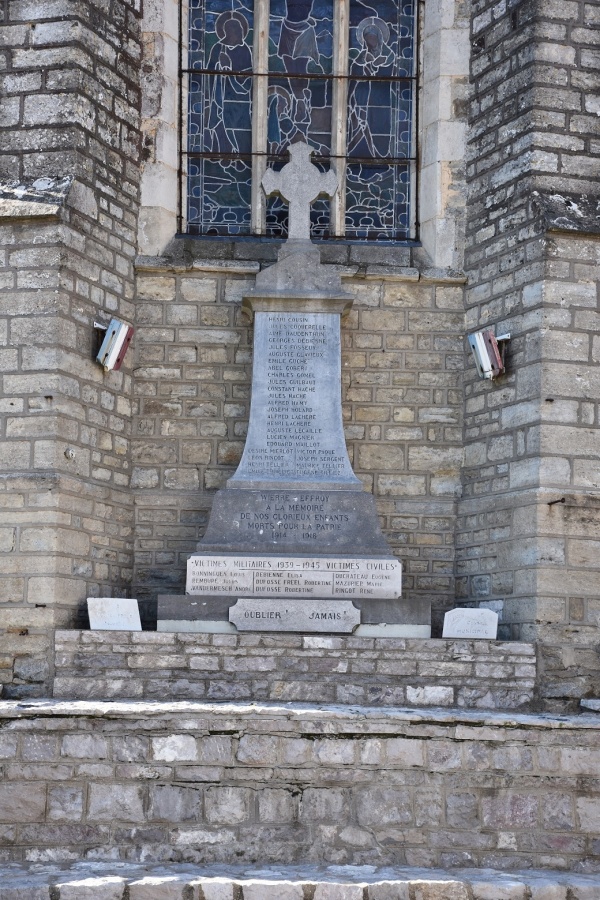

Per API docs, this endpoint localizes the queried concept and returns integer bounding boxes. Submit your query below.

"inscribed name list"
[187,555,402,599]
[230,311,360,487]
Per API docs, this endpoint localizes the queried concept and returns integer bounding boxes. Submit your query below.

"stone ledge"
[0,176,72,220]
[0,863,598,898]
[2,698,597,731]
[134,254,466,284]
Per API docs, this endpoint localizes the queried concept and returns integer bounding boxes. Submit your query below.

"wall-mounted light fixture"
[468,330,510,380]
[95,318,134,371]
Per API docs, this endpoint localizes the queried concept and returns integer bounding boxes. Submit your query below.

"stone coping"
[0,862,598,896]
[134,255,467,283]
[0,175,72,219]
[2,698,599,731]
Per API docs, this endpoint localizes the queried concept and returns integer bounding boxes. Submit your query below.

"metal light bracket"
[95,318,134,371]
[468,330,510,380]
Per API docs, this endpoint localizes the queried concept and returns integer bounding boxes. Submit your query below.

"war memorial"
[0,0,599,895]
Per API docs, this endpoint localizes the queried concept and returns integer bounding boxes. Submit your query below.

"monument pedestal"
[198,487,390,555]
[158,145,431,637]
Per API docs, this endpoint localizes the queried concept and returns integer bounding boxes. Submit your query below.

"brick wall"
[0,0,143,696]
[132,245,465,633]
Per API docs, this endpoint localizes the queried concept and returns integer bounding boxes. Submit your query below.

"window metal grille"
[179,0,418,241]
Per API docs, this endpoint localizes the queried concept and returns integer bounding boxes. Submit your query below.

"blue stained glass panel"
[268,0,334,75]
[188,0,254,71]
[185,0,416,239]
[267,1,333,161]
[187,0,254,233]
[187,158,252,235]
[345,162,410,240]
[347,79,412,160]
[349,0,415,78]
[267,78,332,157]
[344,0,415,239]
[189,74,253,154]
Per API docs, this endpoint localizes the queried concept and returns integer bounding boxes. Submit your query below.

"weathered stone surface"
[195,884,235,900]
[313,887,365,900]
[195,489,392,555]
[243,884,304,900]
[53,630,536,709]
[0,699,598,869]
[128,876,190,899]
[55,877,127,900]
[88,785,145,821]
[152,735,198,762]
[409,883,468,900]
[0,865,598,899]
[0,783,46,823]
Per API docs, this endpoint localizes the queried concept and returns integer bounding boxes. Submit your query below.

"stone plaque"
[198,488,391,554]
[87,597,141,631]
[229,598,360,633]
[442,608,498,640]
[187,555,402,599]
[228,311,361,491]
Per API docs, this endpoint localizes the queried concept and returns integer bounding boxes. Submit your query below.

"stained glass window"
[183,0,417,240]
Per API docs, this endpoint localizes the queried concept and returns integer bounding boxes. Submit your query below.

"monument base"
[156,620,431,637]
[181,485,431,637]
[157,593,431,637]
[197,488,392,554]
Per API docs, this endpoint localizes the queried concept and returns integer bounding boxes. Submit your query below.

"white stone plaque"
[187,555,402,599]
[87,597,141,631]
[229,598,360,633]
[442,607,498,640]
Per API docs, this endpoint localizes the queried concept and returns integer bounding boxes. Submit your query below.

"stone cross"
[262,140,338,241]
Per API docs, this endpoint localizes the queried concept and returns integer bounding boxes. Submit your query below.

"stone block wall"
[52,631,537,710]
[459,0,600,698]
[0,0,597,707]
[132,247,465,633]
[0,0,143,696]
[0,699,599,869]
[138,0,179,255]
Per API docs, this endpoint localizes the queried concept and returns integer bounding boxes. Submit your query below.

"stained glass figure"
[185,0,416,239]
[267,1,333,159]
[187,0,254,233]
[345,0,415,238]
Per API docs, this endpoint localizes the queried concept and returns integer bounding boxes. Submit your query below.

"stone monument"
[158,141,430,637]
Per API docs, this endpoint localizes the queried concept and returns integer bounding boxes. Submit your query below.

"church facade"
[0,0,599,709]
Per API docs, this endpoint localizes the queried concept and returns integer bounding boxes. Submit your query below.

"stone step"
[1,863,599,899]
[2,699,599,872]
[53,630,537,710]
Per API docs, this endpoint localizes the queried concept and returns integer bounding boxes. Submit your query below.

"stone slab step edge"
[1,868,600,899]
